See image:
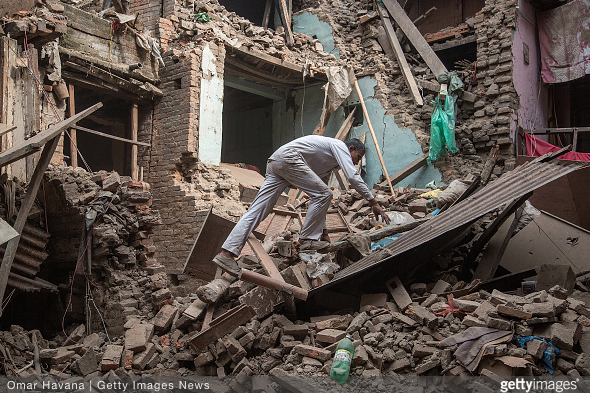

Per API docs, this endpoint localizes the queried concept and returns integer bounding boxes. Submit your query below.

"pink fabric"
[538,0,590,83]
[525,132,590,162]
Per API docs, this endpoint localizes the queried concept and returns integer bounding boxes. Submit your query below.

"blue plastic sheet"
[517,335,560,374]
[370,233,404,251]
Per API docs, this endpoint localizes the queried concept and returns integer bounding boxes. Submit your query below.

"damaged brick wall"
[149,41,244,268]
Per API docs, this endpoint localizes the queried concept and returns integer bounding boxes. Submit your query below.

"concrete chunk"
[101,345,123,371]
[153,305,178,333]
[316,329,346,344]
[125,325,148,353]
[551,323,578,350]
[431,280,452,295]
[496,304,532,319]
[523,302,556,318]
[405,305,439,329]
[132,343,156,370]
[293,344,331,362]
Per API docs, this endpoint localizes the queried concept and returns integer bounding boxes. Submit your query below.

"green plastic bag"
[194,12,210,22]
[427,94,457,163]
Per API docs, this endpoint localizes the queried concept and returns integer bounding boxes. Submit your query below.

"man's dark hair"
[345,138,365,153]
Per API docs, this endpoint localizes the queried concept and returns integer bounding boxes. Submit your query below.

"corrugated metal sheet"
[8,272,58,292]
[1,224,51,291]
[311,158,587,294]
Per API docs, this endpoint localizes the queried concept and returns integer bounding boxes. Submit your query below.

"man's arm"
[331,142,391,225]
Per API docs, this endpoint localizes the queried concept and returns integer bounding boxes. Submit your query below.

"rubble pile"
[4,273,590,380]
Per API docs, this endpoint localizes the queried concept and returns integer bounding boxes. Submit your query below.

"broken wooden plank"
[476,206,524,282]
[247,234,285,282]
[188,304,256,351]
[73,125,150,147]
[471,194,531,279]
[334,107,357,141]
[239,269,308,301]
[378,6,423,106]
[413,6,436,27]
[354,80,395,196]
[381,0,447,77]
[183,298,207,320]
[0,124,16,137]
[318,216,428,253]
[387,276,412,311]
[380,154,428,188]
[0,102,103,168]
[276,0,294,47]
[262,0,273,29]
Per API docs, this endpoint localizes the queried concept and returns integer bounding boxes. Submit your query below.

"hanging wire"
[12,30,94,173]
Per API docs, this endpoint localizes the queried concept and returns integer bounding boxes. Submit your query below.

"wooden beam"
[318,217,429,253]
[0,136,60,309]
[247,233,284,282]
[524,127,590,134]
[239,269,308,301]
[262,0,273,28]
[470,193,531,279]
[334,107,356,141]
[378,6,423,106]
[131,103,138,180]
[68,83,77,168]
[474,206,524,282]
[188,304,256,351]
[354,80,395,196]
[72,125,150,147]
[0,124,16,137]
[380,154,427,188]
[413,6,437,27]
[224,74,286,101]
[0,102,103,168]
[277,0,294,47]
[381,0,447,77]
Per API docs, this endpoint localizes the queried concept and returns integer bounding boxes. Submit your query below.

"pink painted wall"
[513,0,549,134]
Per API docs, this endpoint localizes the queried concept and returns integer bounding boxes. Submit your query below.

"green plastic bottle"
[330,336,354,384]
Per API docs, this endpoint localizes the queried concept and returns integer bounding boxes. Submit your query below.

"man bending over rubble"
[213,134,390,276]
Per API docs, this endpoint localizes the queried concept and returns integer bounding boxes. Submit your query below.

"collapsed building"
[0,0,590,386]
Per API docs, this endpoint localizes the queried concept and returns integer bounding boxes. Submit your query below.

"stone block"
[575,353,590,376]
[405,305,439,329]
[415,357,440,374]
[551,323,578,350]
[431,280,452,295]
[413,345,438,358]
[462,315,487,327]
[453,299,480,312]
[101,345,123,371]
[496,304,532,319]
[102,172,121,192]
[125,325,148,353]
[523,302,556,318]
[316,329,346,344]
[153,305,178,333]
[525,339,546,360]
[194,351,215,367]
[72,349,98,376]
[283,324,309,339]
[353,345,368,365]
[132,343,156,370]
[293,344,331,362]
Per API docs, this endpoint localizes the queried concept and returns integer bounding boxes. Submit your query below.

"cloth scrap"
[439,327,513,372]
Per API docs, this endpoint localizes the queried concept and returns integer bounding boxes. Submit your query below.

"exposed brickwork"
[148,42,244,268]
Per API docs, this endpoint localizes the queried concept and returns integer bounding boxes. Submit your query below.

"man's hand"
[369,198,391,225]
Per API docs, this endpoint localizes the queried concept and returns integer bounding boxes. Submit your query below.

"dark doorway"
[65,86,130,174]
[222,86,274,175]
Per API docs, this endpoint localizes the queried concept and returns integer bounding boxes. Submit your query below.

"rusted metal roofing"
[8,272,58,293]
[310,158,587,295]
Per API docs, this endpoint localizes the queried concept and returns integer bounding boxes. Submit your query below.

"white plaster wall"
[198,44,224,165]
